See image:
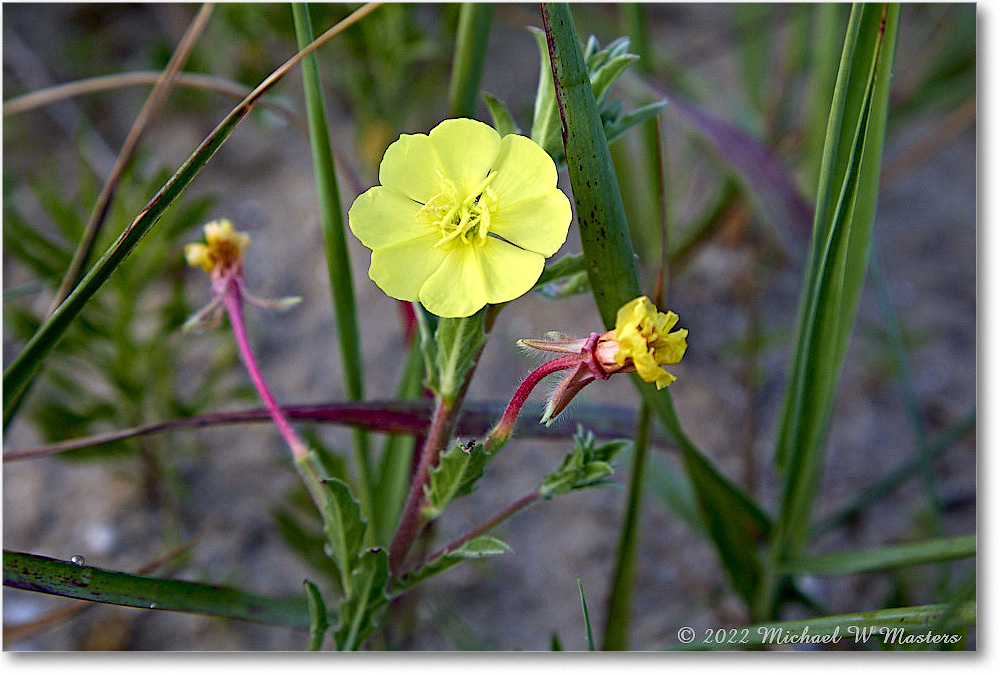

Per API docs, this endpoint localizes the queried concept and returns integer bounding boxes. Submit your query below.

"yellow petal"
[490,190,572,257]
[429,118,502,197]
[368,232,448,302]
[418,244,488,318]
[348,186,436,249]
[477,237,546,304]
[489,133,559,203]
[378,132,445,203]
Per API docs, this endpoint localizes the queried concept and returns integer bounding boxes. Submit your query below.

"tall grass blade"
[781,535,975,575]
[762,3,900,618]
[448,3,494,118]
[292,1,372,530]
[4,550,314,629]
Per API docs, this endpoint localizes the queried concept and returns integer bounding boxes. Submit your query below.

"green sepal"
[392,536,509,594]
[303,579,330,651]
[434,309,487,405]
[540,427,630,498]
[333,547,389,651]
[421,440,490,520]
[482,92,521,137]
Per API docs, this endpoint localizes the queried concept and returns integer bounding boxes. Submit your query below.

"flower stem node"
[348,118,572,318]
[512,296,688,427]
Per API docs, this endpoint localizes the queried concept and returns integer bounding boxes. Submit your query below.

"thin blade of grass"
[542,2,771,612]
[448,3,494,118]
[48,4,214,315]
[781,535,975,575]
[4,550,314,629]
[577,578,595,651]
[762,3,900,619]
[2,2,382,425]
[292,1,372,535]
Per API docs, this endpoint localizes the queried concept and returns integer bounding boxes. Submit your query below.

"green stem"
[448,3,494,118]
[602,402,652,650]
[292,3,373,527]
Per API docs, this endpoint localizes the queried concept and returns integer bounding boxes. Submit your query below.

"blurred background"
[3,3,975,650]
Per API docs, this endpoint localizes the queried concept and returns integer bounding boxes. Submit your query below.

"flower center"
[418,170,498,247]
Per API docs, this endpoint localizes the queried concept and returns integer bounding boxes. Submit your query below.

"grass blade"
[577,578,595,651]
[292,1,372,532]
[4,550,313,629]
[448,3,494,118]
[762,3,900,618]
[2,2,381,425]
[781,535,976,576]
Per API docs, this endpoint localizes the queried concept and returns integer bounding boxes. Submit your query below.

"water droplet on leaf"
[70,555,85,566]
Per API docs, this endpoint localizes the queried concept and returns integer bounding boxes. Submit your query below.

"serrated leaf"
[316,475,366,593]
[304,579,330,651]
[422,441,490,520]
[392,536,509,593]
[333,547,389,651]
[434,310,486,404]
[482,92,521,137]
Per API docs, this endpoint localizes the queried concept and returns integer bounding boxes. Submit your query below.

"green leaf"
[482,92,521,137]
[763,3,901,619]
[422,441,490,520]
[4,550,312,629]
[535,270,591,300]
[540,427,628,498]
[533,253,585,289]
[392,536,509,593]
[448,3,494,118]
[781,535,976,576]
[333,547,389,651]
[603,99,668,145]
[304,579,330,651]
[316,475,366,593]
[577,578,595,651]
[672,602,976,651]
[434,310,487,404]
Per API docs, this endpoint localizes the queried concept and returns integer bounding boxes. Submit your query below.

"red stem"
[488,353,579,446]
[222,278,308,460]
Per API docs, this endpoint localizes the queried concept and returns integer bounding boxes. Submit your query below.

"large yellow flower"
[613,296,688,389]
[348,118,572,318]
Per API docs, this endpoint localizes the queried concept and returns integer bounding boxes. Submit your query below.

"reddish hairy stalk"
[388,398,455,573]
[487,353,580,448]
[222,278,308,460]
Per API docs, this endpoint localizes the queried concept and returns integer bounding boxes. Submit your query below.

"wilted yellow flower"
[612,296,687,389]
[184,219,250,278]
[348,118,572,318]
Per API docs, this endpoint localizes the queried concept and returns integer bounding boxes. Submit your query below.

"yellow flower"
[348,118,572,318]
[613,296,688,389]
[184,219,250,277]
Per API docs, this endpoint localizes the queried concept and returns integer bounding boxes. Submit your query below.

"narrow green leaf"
[391,536,508,593]
[448,3,494,118]
[782,535,976,576]
[764,3,900,618]
[673,602,975,651]
[533,252,585,288]
[422,441,490,520]
[539,428,628,498]
[334,547,389,651]
[603,99,668,145]
[577,578,595,651]
[482,92,521,137]
[434,310,487,405]
[292,2,372,532]
[304,579,330,651]
[4,550,311,628]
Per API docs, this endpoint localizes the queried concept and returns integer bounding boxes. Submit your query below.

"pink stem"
[222,277,308,460]
[488,353,580,447]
